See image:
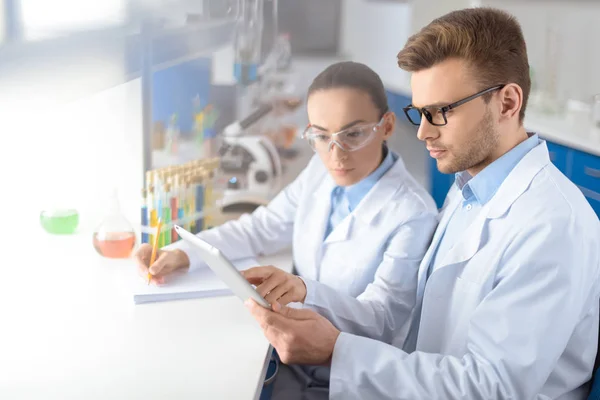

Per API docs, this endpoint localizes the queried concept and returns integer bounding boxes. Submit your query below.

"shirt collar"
[455,133,540,205]
[335,146,395,211]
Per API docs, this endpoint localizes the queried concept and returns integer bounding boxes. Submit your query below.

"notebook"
[130,258,258,305]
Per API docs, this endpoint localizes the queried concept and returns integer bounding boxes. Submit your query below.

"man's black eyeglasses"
[403,85,505,127]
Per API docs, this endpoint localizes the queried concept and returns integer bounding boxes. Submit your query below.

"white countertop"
[0,228,293,400]
[385,84,600,157]
[523,110,600,156]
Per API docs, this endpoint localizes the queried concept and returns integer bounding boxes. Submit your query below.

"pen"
[148,218,162,285]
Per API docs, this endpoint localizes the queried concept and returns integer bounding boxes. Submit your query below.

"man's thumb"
[274,303,314,320]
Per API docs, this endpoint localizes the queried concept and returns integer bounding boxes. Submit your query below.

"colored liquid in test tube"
[171,179,178,243]
[194,172,204,234]
[203,171,213,230]
[141,189,149,244]
[176,175,185,239]
[163,183,172,246]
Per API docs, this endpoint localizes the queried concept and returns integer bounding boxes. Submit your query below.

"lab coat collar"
[353,152,406,225]
[322,152,405,244]
[485,138,550,219]
[418,139,551,289]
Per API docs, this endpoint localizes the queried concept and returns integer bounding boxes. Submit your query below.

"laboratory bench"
[0,140,318,399]
[0,227,291,400]
[385,85,600,215]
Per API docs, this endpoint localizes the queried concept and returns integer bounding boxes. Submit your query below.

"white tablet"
[173,225,271,309]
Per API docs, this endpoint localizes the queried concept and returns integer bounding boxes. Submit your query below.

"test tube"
[148,184,157,246]
[170,177,178,243]
[163,183,172,246]
[191,172,199,233]
[184,175,193,232]
[201,170,210,231]
[176,174,185,238]
[156,178,164,248]
[141,188,148,244]
[194,169,205,234]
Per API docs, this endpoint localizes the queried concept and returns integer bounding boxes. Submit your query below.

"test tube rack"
[141,157,223,247]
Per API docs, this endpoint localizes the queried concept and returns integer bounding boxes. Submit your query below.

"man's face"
[410,58,500,175]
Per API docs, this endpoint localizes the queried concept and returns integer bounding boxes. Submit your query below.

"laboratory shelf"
[0,18,236,100]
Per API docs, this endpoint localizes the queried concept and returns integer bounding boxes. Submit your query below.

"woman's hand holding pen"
[134,244,190,285]
[241,266,307,306]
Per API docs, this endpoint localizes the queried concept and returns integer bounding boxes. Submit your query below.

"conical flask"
[93,189,136,258]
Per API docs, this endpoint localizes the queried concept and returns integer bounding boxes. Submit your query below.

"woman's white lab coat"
[327,140,600,400]
[169,152,438,346]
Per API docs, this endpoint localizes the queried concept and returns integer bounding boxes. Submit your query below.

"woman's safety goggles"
[302,116,385,153]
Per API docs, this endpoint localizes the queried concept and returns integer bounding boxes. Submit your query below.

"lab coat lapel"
[324,154,405,244]
[307,176,336,271]
[434,207,487,272]
[429,139,552,276]
[323,215,353,244]
[416,190,461,302]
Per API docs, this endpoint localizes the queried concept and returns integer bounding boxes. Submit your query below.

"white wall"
[482,0,600,106]
[339,0,484,94]
[410,0,477,34]
[0,0,6,43]
[20,0,126,40]
[3,76,143,235]
[339,0,412,92]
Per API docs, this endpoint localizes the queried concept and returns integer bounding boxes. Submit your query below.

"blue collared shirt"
[324,147,396,240]
[427,133,540,277]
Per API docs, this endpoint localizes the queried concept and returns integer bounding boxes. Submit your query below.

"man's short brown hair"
[397,7,530,123]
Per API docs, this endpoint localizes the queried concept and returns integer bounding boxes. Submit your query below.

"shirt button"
[466,204,472,211]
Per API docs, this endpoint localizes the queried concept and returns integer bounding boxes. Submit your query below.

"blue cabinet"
[546,141,571,176]
[571,149,600,216]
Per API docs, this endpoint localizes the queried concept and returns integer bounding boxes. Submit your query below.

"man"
[246,7,600,399]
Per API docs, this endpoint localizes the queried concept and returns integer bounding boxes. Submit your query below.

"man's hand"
[241,265,307,305]
[134,244,190,285]
[245,300,340,365]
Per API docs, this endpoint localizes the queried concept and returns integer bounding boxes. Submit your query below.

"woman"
[135,61,438,397]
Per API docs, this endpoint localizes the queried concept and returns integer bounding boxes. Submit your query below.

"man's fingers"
[264,284,289,305]
[275,304,317,321]
[244,276,264,285]
[271,301,283,312]
[241,266,274,283]
[256,275,284,298]
[245,299,290,331]
[277,293,296,306]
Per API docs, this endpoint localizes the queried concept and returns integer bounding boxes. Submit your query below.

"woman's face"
[306,87,395,186]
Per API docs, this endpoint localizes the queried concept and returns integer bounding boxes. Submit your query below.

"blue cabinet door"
[570,149,600,216]
[571,149,600,194]
[545,140,570,175]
